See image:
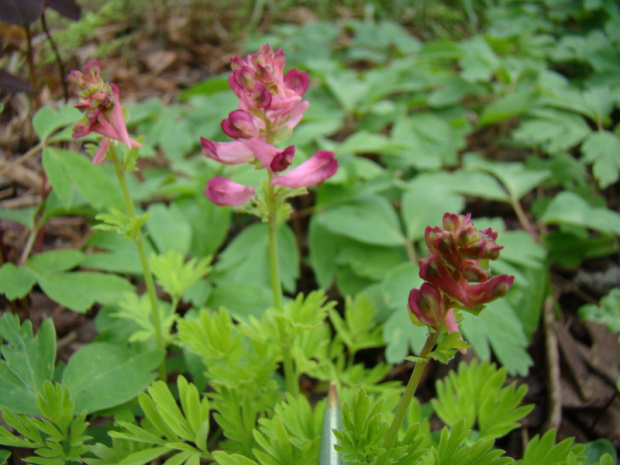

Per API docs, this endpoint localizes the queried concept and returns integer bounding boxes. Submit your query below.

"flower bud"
[408,283,444,329]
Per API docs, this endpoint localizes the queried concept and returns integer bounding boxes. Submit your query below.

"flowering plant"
[201,44,337,207]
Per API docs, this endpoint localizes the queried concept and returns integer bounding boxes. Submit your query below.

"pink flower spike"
[204,177,256,206]
[201,138,255,165]
[93,138,110,164]
[271,150,338,188]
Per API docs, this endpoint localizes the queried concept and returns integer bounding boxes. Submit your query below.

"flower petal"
[271,150,338,188]
[201,138,255,165]
[204,177,255,206]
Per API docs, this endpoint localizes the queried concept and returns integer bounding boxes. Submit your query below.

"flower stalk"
[109,145,166,380]
[378,329,440,465]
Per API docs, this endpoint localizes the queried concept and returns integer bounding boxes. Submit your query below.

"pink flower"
[201,138,254,165]
[200,46,338,206]
[204,177,256,206]
[68,61,141,164]
[408,213,514,340]
[271,151,338,188]
[408,283,445,329]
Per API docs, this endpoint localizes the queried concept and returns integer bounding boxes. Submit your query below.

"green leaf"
[80,231,146,274]
[579,288,620,333]
[25,250,84,275]
[215,223,299,293]
[208,283,273,321]
[540,191,620,235]
[381,263,428,363]
[0,315,56,414]
[62,343,163,413]
[460,299,533,376]
[432,360,533,440]
[581,131,620,189]
[498,231,547,269]
[308,216,343,289]
[0,206,37,229]
[0,449,10,464]
[582,439,618,465]
[516,429,585,465]
[42,147,124,210]
[459,36,501,82]
[336,242,404,281]
[212,452,258,465]
[479,86,539,126]
[389,113,467,169]
[401,177,465,241]
[33,106,82,142]
[317,196,405,247]
[513,108,591,154]
[463,153,550,201]
[37,272,134,313]
[0,263,37,300]
[145,203,192,255]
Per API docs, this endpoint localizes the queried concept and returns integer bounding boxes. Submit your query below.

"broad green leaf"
[0,206,37,229]
[513,108,591,154]
[0,315,56,414]
[579,288,620,333]
[308,216,343,289]
[42,147,124,210]
[37,272,134,313]
[540,191,620,235]
[581,131,620,189]
[401,177,464,241]
[62,343,163,413]
[337,242,404,281]
[498,231,547,269]
[0,263,37,300]
[334,132,401,157]
[317,196,405,247]
[145,203,192,255]
[461,299,532,376]
[463,153,550,201]
[546,85,614,126]
[324,70,368,114]
[208,283,273,321]
[25,249,84,275]
[33,106,82,142]
[215,223,299,293]
[479,85,539,126]
[175,195,231,257]
[389,113,467,169]
[460,35,501,82]
[446,170,509,202]
[80,231,146,274]
[381,263,428,363]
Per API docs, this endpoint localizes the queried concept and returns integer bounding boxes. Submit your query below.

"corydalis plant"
[67,61,165,378]
[201,44,338,206]
[408,212,514,339]
[68,60,141,164]
[378,213,514,464]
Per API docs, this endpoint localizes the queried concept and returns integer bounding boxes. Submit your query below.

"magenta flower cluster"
[408,213,514,336]
[68,60,141,164]
[201,44,338,206]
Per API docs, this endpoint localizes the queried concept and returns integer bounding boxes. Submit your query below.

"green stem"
[267,176,283,310]
[378,330,440,465]
[266,174,298,396]
[109,145,166,380]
